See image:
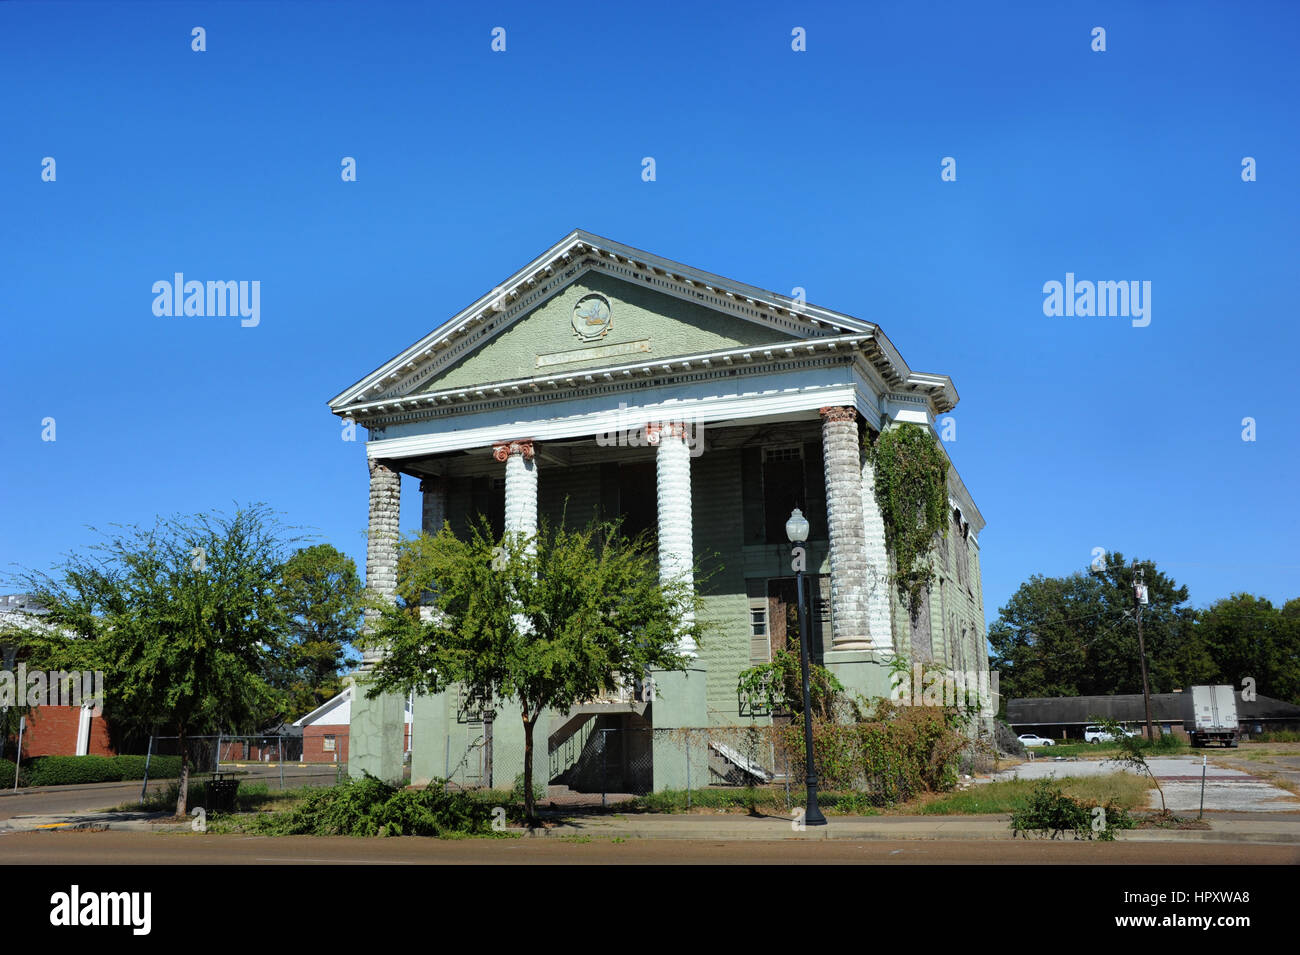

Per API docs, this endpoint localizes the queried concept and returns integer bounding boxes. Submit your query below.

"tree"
[364,517,709,823]
[988,552,1198,700]
[13,505,301,815]
[274,544,363,716]
[1195,594,1300,704]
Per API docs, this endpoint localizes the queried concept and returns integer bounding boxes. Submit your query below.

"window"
[323,735,336,752]
[762,445,806,543]
[748,599,770,664]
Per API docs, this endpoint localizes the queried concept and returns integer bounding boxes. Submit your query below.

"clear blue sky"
[2,1,1297,628]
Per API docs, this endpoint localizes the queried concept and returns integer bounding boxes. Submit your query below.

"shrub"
[253,774,496,837]
[23,755,181,787]
[781,700,968,806]
[0,758,25,788]
[510,773,546,804]
[1010,780,1134,840]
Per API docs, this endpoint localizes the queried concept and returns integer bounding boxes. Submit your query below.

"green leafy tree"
[1096,716,1168,814]
[275,544,363,716]
[1195,594,1300,704]
[988,552,1198,700]
[864,423,949,616]
[12,505,301,815]
[364,517,710,823]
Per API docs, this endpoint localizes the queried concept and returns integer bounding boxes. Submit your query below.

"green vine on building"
[865,423,949,619]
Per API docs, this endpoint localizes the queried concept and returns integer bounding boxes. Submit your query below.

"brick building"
[292,684,411,765]
[2,594,115,758]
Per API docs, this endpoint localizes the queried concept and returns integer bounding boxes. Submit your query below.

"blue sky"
[2,1,1297,628]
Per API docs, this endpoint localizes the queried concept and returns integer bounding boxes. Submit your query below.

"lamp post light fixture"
[786,507,826,827]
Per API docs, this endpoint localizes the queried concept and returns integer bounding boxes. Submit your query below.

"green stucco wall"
[421,271,799,391]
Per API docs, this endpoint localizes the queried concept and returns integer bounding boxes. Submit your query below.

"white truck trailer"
[1184,685,1239,747]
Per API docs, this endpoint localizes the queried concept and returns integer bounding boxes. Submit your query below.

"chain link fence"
[143,735,346,795]
[430,715,988,810]
[430,722,801,808]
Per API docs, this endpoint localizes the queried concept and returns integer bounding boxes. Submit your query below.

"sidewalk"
[5,808,1297,845]
[521,811,1300,844]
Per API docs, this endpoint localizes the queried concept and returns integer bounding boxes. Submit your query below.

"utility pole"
[1133,560,1156,742]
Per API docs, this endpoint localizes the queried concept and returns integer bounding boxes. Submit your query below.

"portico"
[329,230,989,790]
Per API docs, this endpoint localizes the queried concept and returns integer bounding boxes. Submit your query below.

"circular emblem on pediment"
[572,294,613,341]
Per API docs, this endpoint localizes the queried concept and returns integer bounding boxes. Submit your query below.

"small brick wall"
[17,706,115,757]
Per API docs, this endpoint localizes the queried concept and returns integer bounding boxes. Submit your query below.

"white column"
[820,406,872,651]
[860,447,894,653]
[653,422,696,657]
[494,439,538,543]
[363,458,401,666]
[495,440,538,641]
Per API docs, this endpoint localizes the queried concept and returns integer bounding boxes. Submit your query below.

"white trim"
[365,380,859,459]
[293,686,354,727]
[75,704,92,756]
[342,335,871,421]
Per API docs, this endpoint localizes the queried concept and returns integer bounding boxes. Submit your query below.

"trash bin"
[206,775,240,814]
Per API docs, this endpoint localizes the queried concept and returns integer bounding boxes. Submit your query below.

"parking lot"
[990,748,1300,812]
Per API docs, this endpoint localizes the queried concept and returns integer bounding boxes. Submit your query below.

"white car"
[1084,724,1138,743]
[1017,734,1054,747]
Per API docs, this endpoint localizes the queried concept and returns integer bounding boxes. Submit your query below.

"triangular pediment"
[329,230,958,418]
[418,269,801,393]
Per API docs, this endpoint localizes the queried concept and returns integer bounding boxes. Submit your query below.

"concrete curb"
[511,815,1300,845]
[5,810,1297,845]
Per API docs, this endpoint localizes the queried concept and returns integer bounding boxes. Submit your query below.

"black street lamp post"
[786,507,827,827]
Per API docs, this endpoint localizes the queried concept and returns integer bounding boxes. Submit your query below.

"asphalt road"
[0,765,341,820]
[1,830,1296,864]
[0,780,167,820]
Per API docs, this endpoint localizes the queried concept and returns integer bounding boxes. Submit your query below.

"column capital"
[645,421,690,444]
[492,439,535,462]
[819,405,858,424]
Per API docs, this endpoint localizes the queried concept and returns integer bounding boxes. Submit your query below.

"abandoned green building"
[328,230,991,792]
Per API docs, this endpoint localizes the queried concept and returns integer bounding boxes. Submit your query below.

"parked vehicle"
[1184,685,1239,747]
[1084,724,1138,743]
[1017,734,1054,747]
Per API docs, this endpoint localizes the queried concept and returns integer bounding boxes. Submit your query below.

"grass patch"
[114,779,316,814]
[619,787,787,814]
[919,773,1153,815]
[1022,738,1188,759]
[1249,732,1300,743]
[608,786,879,816]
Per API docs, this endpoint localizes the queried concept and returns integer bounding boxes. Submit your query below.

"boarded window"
[748,598,770,664]
[811,576,831,665]
[952,511,968,589]
[909,586,932,662]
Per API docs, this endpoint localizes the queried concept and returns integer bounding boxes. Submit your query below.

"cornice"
[342,336,868,429]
